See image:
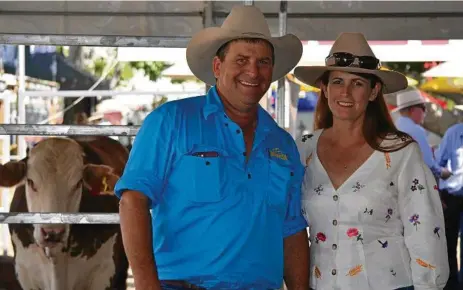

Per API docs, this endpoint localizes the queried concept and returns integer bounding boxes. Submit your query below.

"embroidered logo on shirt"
[269,148,288,161]
[346,265,363,277]
[416,258,436,270]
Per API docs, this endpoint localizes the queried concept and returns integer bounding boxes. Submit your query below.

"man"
[115,6,309,290]
[393,89,451,180]
[435,123,463,290]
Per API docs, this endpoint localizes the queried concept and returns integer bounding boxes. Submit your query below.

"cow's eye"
[27,178,37,192]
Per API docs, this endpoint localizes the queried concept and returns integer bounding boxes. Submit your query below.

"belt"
[161,280,206,290]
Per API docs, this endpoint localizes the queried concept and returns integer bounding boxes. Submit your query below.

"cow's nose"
[41,227,65,243]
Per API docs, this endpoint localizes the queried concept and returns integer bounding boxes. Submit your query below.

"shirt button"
[224,123,229,127]
[332,269,337,275]
[333,195,338,201]
[332,220,338,226]
[205,161,211,166]
[243,152,246,157]
[236,129,241,134]
[290,171,294,177]
[248,173,252,179]
[332,244,337,250]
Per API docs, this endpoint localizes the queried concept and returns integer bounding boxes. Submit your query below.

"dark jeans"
[441,190,463,290]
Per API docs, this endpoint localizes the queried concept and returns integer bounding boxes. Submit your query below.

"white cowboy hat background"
[391,88,429,113]
[294,32,408,94]
[186,5,303,85]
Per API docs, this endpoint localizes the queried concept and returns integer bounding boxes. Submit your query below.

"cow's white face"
[26,138,84,248]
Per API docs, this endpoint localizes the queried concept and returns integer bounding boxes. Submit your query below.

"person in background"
[115,5,309,290]
[435,122,463,290]
[295,32,449,290]
[393,89,452,180]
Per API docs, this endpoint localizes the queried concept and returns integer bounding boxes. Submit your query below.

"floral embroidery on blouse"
[434,226,441,238]
[352,182,365,192]
[411,178,425,193]
[364,208,373,215]
[347,228,364,244]
[409,214,421,230]
[346,265,363,277]
[314,266,322,279]
[378,240,388,248]
[385,208,393,222]
[384,153,391,169]
[315,232,326,243]
[416,258,436,270]
[390,269,397,276]
[314,185,324,195]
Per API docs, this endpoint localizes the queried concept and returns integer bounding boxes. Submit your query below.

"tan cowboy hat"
[294,32,408,94]
[186,5,302,85]
[391,88,429,113]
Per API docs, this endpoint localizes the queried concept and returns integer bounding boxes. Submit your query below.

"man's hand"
[440,168,452,180]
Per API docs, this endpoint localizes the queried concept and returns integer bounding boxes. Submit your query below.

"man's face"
[409,104,427,125]
[212,40,273,112]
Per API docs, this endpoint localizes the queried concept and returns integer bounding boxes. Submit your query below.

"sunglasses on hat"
[325,52,381,70]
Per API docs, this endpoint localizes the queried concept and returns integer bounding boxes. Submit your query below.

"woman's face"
[321,71,381,123]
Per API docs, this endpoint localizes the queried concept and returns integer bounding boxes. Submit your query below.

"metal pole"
[276,1,287,128]
[17,45,27,159]
[204,1,214,93]
[1,92,11,254]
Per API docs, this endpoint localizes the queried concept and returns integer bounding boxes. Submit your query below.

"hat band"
[325,52,381,70]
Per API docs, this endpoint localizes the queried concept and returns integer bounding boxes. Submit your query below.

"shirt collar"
[202,86,274,133]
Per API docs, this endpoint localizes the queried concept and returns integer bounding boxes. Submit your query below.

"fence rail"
[0,124,140,136]
[0,213,120,224]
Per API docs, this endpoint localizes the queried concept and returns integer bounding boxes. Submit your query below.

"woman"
[294,32,449,290]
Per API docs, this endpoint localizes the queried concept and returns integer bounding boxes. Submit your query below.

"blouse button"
[332,244,337,250]
[332,269,337,275]
[332,220,338,226]
[333,195,338,201]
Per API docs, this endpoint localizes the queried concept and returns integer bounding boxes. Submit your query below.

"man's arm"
[284,230,310,290]
[119,190,161,290]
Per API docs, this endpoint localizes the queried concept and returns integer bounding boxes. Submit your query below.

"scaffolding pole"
[276,1,288,128]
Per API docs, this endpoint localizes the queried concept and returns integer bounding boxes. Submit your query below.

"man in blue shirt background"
[435,123,463,290]
[115,6,309,290]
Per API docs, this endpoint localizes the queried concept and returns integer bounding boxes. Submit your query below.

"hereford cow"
[0,136,129,290]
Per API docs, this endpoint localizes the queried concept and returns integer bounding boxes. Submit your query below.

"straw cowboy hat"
[294,32,408,94]
[391,88,429,113]
[186,5,303,85]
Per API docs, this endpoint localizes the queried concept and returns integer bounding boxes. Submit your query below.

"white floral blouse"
[298,129,449,290]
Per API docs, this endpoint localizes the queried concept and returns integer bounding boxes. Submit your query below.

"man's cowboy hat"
[186,5,302,85]
[293,32,408,94]
[391,88,429,113]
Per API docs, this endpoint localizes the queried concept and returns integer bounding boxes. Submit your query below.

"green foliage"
[152,96,168,110]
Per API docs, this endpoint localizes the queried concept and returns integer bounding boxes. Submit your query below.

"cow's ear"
[0,159,27,187]
[83,164,120,195]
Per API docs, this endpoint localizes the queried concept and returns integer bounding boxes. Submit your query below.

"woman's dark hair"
[313,71,413,152]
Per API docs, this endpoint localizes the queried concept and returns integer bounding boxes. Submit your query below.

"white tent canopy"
[422,61,463,78]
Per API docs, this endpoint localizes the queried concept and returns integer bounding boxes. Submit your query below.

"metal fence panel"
[0,124,140,136]
[0,213,120,224]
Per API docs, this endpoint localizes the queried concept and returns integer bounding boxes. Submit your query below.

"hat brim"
[186,27,303,85]
[293,65,408,94]
[390,98,430,113]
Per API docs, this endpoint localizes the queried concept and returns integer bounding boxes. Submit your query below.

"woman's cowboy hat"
[391,88,429,113]
[294,32,408,94]
[186,5,302,85]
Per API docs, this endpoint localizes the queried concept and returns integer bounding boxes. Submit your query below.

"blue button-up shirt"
[115,87,308,289]
[395,116,442,176]
[435,123,463,196]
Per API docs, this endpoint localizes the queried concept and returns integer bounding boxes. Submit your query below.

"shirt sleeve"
[114,103,177,206]
[407,126,442,177]
[434,127,453,168]
[397,142,449,290]
[283,141,309,238]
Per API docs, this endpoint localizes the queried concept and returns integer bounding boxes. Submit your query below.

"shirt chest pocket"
[268,157,295,211]
[177,145,230,203]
